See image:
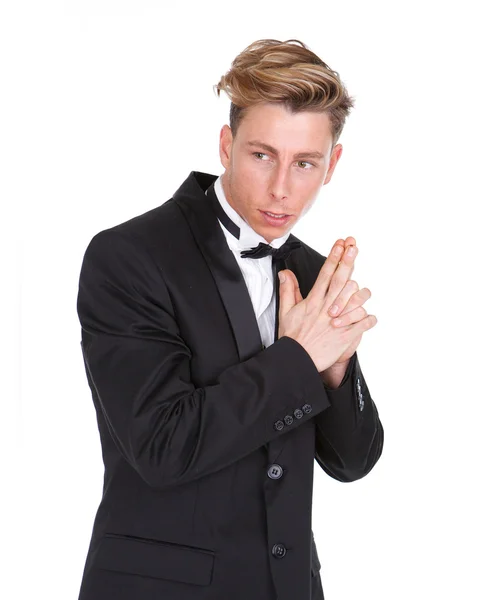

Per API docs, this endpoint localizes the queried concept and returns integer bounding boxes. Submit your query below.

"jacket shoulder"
[82,197,186,259]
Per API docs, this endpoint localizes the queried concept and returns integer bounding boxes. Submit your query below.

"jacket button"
[284,414,294,425]
[272,543,287,558]
[293,408,303,419]
[267,464,283,479]
[356,377,364,411]
[302,403,312,414]
[274,420,284,431]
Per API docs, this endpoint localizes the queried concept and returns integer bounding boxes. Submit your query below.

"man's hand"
[324,237,372,364]
[277,237,376,375]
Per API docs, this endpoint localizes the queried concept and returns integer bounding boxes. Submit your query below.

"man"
[76,38,383,600]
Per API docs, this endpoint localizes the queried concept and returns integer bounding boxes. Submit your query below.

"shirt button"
[274,420,284,431]
[293,408,303,419]
[302,403,312,414]
[284,414,294,426]
[267,464,283,479]
[272,543,287,558]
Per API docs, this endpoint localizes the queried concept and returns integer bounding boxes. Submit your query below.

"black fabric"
[240,240,302,260]
[205,180,240,240]
[76,170,384,600]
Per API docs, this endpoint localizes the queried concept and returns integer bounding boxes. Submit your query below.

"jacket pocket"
[95,533,215,586]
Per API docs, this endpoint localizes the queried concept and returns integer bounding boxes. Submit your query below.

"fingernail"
[347,246,355,256]
[329,304,339,316]
[333,246,342,256]
[278,272,286,283]
[333,318,342,326]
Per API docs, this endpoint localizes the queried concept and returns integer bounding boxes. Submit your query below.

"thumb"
[278,269,298,315]
[286,269,304,305]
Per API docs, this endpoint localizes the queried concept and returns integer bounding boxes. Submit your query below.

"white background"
[2,1,486,599]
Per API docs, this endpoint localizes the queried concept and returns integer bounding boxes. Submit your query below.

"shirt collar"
[211,174,291,253]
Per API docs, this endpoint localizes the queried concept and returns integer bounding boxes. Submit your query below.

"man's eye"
[252,153,313,168]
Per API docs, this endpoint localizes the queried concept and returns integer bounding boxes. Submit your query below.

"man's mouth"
[261,211,290,218]
[259,210,293,226]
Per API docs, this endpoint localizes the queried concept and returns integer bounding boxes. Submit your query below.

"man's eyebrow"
[246,140,325,160]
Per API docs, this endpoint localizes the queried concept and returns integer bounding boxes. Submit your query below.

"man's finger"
[331,305,368,328]
[323,244,358,312]
[307,242,345,307]
[329,286,371,318]
[347,314,378,336]
[284,269,304,305]
[278,269,298,316]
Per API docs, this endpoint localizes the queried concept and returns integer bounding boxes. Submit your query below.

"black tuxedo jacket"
[76,170,384,600]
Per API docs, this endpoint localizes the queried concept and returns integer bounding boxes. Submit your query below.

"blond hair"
[214,38,355,148]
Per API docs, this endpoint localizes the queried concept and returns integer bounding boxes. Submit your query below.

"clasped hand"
[277,237,377,373]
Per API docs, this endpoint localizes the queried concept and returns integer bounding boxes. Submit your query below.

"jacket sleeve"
[77,229,332,491]
[314,350,384,483]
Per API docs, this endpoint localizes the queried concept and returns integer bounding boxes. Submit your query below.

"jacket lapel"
[173,170,302,462]
[173,171,263,362]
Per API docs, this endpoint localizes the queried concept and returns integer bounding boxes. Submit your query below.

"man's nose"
[268,165,290,202]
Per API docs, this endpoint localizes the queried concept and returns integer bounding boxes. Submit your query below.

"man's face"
[219,102,343,243]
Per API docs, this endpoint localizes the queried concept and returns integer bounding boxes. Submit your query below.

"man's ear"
[219,125,233,170]
[323,143,343,186]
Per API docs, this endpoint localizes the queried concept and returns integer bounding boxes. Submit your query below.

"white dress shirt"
[206,175,291,350]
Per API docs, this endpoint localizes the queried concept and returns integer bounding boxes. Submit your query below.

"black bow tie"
[205,181,302,261]
[240,240,302,260]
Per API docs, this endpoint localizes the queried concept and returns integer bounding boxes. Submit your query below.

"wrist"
[320,359,350,389]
